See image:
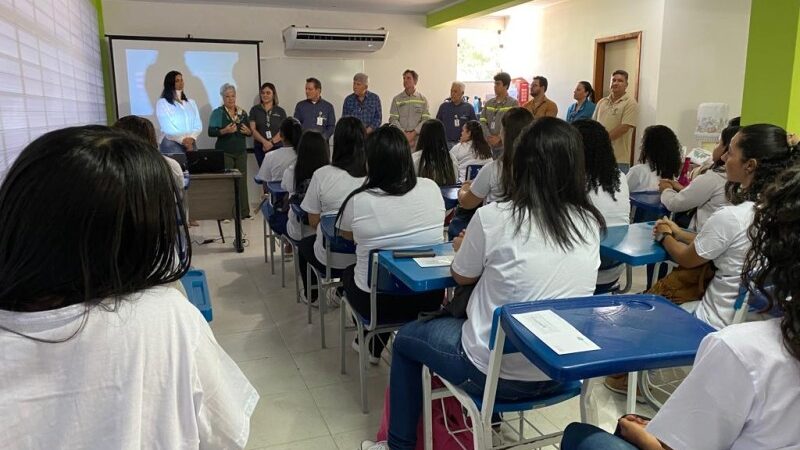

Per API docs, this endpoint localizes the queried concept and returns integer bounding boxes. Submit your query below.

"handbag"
[646,263,715,304]
[418,284,475,321]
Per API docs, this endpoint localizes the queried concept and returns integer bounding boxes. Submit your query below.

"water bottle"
[678,157,692,186]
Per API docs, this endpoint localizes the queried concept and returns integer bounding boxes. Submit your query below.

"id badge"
[316,116,325,126]
[490,121,496,131]
[454,119,460,127]
[266,130,272,139]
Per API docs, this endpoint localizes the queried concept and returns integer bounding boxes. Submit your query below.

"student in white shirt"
[297,118,367,305]
[0,126,258,450]
[561,147,800,450]
[412,119,458,186]
[449,120,492,182]
[626,125,682,194]
[573,119,631,291]
[155,70,202,154]
[256,117,302,183]
[659,125,738,231]
[338,125,446,361]
[653,124,798,329]
[282,131,329,243]
[362,117,605,450]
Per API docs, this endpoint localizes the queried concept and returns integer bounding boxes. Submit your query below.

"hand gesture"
[222,123,237,135]
[653,216,678,237]
[181,137,195,151]
[618,415,661,449]
[238,123,251,135]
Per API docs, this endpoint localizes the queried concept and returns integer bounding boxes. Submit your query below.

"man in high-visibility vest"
[389,69,430,146]
[480,72,519,158]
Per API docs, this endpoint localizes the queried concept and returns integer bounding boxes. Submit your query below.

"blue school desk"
[600,222,671,292]
[496,294,714,419]
[441,186,459,210]
[376,243,458,292]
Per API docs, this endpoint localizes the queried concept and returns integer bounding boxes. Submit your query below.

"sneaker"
[326,287,343,309]
[352,338,380,365]
[299,291,319,308]
[222,219,231,224]
[604,374,645,403]
[360,440,389,450]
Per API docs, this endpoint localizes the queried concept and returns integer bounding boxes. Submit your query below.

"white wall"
[655,0,750,147]
[102,0,458,123]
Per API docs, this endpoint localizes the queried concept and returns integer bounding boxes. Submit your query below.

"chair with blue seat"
[422,308,582,449]
[260,180,289,275]
[180,268,213,322]
[465,163,484,182]
[277,203,305,297]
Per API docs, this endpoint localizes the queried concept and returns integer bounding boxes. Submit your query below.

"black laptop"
[186,150,225,174]
[164,152,188,171]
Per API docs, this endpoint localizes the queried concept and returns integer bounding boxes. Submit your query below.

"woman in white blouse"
[0,126,257,449]
[449,120,492,182]
[155,70,203,154]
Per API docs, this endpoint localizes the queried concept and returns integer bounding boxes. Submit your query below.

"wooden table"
[186,170,244,252]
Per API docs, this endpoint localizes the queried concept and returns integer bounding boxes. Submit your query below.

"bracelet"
[658,231,674,243]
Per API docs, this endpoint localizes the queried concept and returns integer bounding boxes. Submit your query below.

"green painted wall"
[90,0,115,124]
[426,0,527,28]
[741,0,800,131]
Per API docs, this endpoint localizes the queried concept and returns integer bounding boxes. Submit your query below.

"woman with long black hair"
[155,70,202,154]
[412,119,458,186]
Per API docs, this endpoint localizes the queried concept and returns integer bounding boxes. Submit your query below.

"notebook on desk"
[186,150,225,174]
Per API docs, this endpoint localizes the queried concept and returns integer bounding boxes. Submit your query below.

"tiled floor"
[190,217,655,450]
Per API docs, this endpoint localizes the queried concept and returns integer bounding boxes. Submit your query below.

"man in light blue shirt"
[342,73,382,133]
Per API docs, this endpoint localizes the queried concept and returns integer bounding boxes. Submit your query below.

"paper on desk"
[413,255,454,267]
[512,310,600,355]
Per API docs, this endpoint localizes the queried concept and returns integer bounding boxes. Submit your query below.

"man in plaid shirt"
[342,73,382,133]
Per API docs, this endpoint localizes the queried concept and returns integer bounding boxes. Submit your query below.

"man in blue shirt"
[293,77,335,140]
[435,81,477,149]
[342,73,382,133]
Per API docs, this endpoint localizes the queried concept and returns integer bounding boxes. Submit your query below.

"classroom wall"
[102,0,459,123]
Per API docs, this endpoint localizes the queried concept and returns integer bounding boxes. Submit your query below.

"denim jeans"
[388,317,563,450]
[561,423,637,450]
[159,137,196,154]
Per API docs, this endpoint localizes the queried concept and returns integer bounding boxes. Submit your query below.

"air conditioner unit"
[282,26,388,52]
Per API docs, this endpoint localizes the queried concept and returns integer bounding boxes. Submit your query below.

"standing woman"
[209,83,252,219]
[155,70,202,154]
[249,82,287,167]
[566,81,596,123]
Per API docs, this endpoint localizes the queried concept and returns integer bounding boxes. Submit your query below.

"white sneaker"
[351,338,380,365]
[360,440,389,450]
[326,287,342,309]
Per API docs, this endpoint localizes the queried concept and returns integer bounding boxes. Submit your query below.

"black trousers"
[297,235,324,300]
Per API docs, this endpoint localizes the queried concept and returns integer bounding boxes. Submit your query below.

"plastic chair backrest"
[289,203,309,224]
[466,164,483,181]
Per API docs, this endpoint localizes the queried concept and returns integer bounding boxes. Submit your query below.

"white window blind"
[0,0,106,179]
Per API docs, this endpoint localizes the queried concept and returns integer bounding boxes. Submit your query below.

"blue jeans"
[159,137,196,154]
[388,317,562,450]
[561,423,637,450]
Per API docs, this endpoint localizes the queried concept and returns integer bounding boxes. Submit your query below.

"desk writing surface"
[500,294,714,381]
[377,243,457,292]
[600,222,669,266]
[441,186,459,210]
[630,191,668,215]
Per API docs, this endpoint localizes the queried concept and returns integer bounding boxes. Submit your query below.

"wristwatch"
[657,231,674,243]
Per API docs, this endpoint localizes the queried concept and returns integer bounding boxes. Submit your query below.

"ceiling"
[125,0,462,15]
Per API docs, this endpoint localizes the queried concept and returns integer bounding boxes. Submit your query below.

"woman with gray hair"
[209,83,252,218]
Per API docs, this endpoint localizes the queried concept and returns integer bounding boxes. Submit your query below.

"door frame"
[593,31,642,165]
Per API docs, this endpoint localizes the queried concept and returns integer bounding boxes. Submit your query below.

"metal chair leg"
[340,301,347,375]
[217,220,225,243]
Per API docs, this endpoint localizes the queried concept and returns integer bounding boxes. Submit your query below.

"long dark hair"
[704,125,740,173]
[332,117,367,178]
[336,125,417,229]
[500,117,606,250]
[464,120,491,160]
[573,119,622,200]
[639,125,682,179]
[0,126,190,338]
[113,115,158,148]
[294,131,330,193]
[743,159,800,361]
[280,117,303,148]
[728,124,800,204]
[160,70,187,106]
[499,106,534,168]
[416,119,456,186]
[260,82,279,106]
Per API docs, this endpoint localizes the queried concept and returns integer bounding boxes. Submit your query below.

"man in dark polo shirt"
[435,81,477,149]
[293,77,335,140]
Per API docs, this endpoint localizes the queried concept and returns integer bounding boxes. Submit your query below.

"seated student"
[297,118,367,306]
[626,125,682,193]
[337,125,445,363]
[361,117,605,450]
[653,124,797,329]
[573,119,631,292]
[255,117,303,183]
[0,126,257,449]
[659,125,737,231]
[457,107,533,209]
[412,119,459,186]
[113,115,184,193]
[449,120,492,182]
[281,131,329,245]
[561,153,800,450]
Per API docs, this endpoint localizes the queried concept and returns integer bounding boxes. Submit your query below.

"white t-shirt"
[300,165,365,268]
[155,97,202,143]
[0,286,258,450]
[693,201,755,329]
[469,160,503,203]
[648,319,800,450]
[661,169,728,231]
[449,141,491,183]
[281,165,316,241]
[411,150,460,185]
[588,169,630,284]
[626,163,660,192]
[163,155,185,194]
[256,146,296,182]
[452,202,600,381]
[338,177,445,292]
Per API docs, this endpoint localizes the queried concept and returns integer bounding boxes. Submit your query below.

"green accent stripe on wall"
[90,0,115,124]
[426,0,528,28]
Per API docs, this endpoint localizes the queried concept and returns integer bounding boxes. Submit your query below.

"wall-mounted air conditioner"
[282,26,388,52]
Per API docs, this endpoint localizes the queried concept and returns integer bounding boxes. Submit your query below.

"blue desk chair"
[422,308,582,449]
[274,203,305,295]
[260,180,289,274]
[307,213,356,349]
[339,248,419,414]
[629,191,669,223]
[465,163,484,181]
